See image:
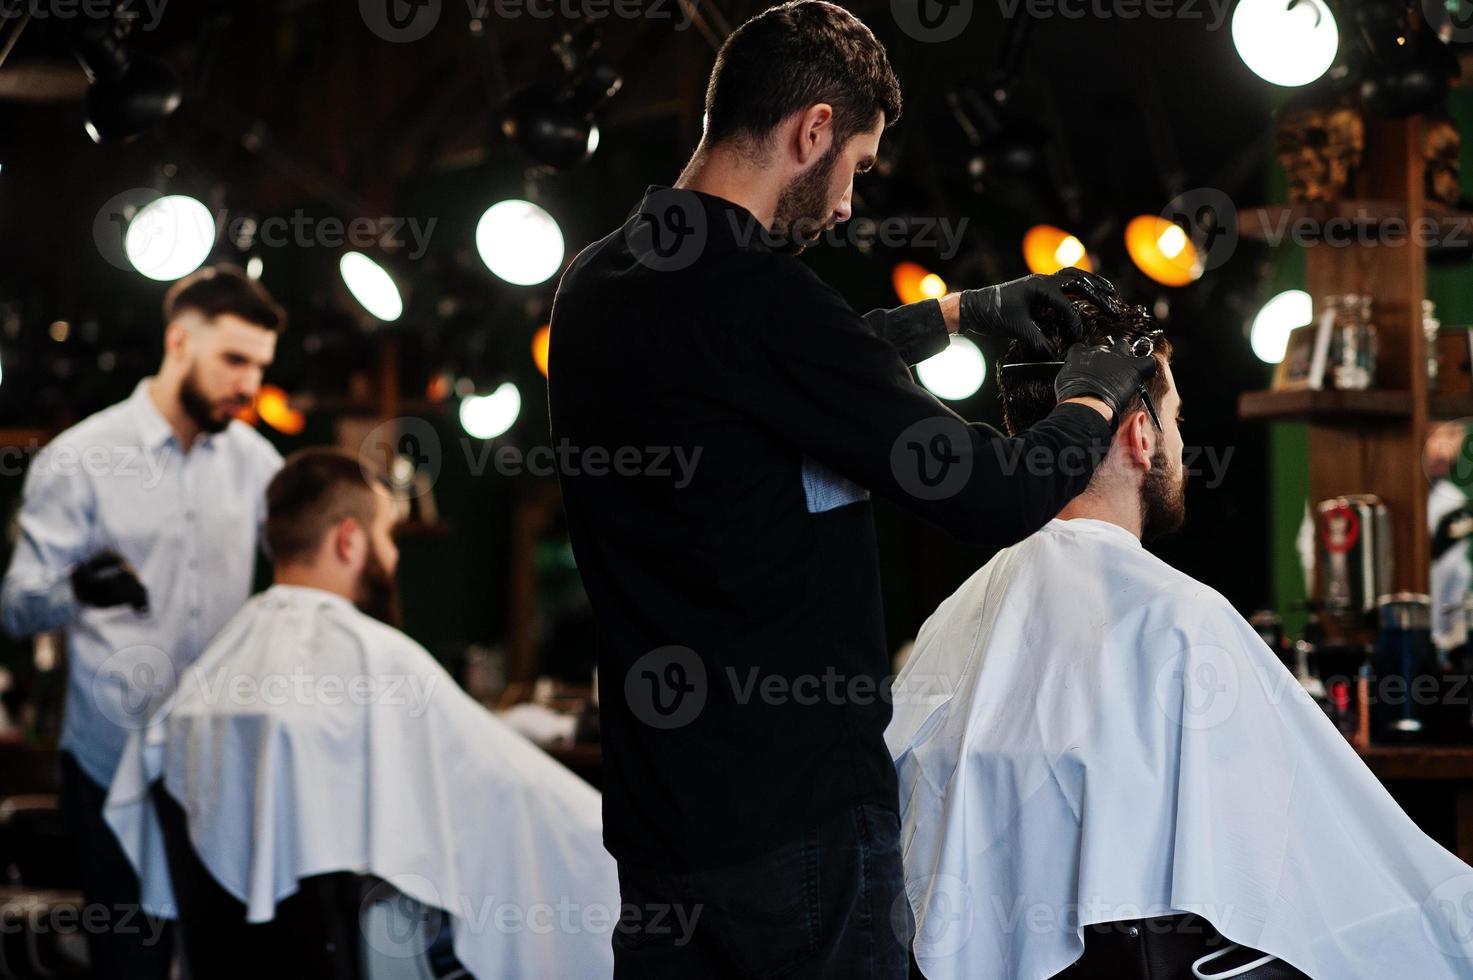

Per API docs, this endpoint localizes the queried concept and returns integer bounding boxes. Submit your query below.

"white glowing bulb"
[1250,289,1312,363]
[1156,223,1189,259]
[476,199,565,286]
[340,252,404,321]
[459,382,522,439]
[1232,0,1339,87]
[1054,235,1086,267]
[917,335,987,401]
[125,195,215,282]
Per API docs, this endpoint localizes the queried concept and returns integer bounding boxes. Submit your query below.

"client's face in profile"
[356,494,402,627]
[1140,361,1187,542]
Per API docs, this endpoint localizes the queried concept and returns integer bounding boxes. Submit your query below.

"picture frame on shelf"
[1273,310,1335,391]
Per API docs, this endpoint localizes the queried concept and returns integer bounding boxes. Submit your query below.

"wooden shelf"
[1431,391,1473,421]
[1240,388,1473,423]
[1357,744,1473,781]
[1238,388,1413,422]
[1238,200,1473,243]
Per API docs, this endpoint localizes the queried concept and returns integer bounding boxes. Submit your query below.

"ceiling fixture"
[340,252,404,322]
[497,24,621,170]
[476,200,565,286]
[1250,289,1312,363]
[917,336,987,401]
[1022,224,1091,275]
[70,15,182,143]
[125,194,215,281]
[1231,0,1340,88]
[1124,215,1202,287]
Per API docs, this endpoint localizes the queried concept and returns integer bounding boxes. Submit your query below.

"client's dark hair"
[998,293,1173,435]
[265,449,385,564]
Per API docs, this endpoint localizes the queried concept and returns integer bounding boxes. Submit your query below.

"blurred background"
[0,0,1471,762]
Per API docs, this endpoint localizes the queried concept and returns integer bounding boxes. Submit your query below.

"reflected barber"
[0,265,285,980]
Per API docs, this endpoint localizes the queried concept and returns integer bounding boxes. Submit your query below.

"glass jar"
[1327,294,1377,391]
[1425,298,1441,390]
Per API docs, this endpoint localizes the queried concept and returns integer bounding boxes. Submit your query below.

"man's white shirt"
[0,378,282,784]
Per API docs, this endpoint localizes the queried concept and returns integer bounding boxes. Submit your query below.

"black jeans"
[612,802,912,980]
[58,752,175,980]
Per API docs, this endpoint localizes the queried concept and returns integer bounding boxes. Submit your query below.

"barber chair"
[1053,914,1312,980]
[151,783,464,980]
[0,794,88,979]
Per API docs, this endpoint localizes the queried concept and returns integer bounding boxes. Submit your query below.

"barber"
[0,265,285,979]
[548,3,1156,977]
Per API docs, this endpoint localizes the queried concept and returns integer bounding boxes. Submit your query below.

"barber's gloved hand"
[958,268,1126,356]
[71,551,149,612]
[1055,340,1159,424]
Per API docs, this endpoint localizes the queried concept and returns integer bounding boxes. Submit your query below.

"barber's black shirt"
[548,187,1110,870]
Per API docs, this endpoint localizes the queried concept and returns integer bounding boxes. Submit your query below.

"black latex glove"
[71,551,149,612]
[1055,340,1160,424]
[958,268,1126,355]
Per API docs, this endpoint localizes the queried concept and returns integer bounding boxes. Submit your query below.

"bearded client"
[887,294,1473,980]
[102,448,619,978]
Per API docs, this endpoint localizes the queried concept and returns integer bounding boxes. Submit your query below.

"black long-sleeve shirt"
[548,187,1111,870]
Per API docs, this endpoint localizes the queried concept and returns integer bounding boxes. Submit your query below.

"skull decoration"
[1425,115,1463,208]
[1276,102,1365,204]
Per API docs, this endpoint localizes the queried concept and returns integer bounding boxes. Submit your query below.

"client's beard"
[1141,443,1187,542]
[179,365,241,435]
[770,142,841,255]
[357,547,402,629]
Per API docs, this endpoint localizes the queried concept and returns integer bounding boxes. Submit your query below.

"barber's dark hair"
[998,294,1173,436]
[265,449,385,564]
[163,263,287,333]
[703,0,902,153]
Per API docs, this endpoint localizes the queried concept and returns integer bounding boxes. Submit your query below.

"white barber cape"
[105,584,617,980]
[886,518,1473,980]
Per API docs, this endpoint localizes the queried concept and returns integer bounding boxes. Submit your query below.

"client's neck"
[1056,490,1143,540]
[275,564,356,604]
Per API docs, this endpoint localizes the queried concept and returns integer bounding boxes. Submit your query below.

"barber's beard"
[1140,444,1187,542]
[357,547,402,629]
[179,365,241,435]
[771,142,841,255]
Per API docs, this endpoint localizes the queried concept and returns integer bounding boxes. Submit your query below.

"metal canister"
[1316,495,1393,616]
[1249,610,1295,674]
[1372,592,1437,741]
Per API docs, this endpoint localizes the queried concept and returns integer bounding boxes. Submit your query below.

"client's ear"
[1118,410,1154,471]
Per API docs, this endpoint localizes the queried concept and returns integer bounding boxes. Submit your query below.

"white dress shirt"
[887,518,1473,980]
[105,584,618,980]
[1,378,282,785]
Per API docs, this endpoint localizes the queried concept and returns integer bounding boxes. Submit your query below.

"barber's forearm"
[938,293,961,334]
